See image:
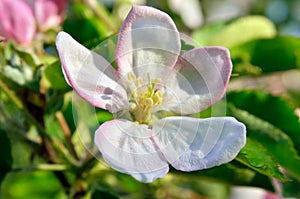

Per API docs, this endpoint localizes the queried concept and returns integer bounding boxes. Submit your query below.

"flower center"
[127,72,163,124]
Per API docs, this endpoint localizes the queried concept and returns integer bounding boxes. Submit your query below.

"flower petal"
[152,116,246,171]
[0,0,36,45]
[56,31,128,113]
[116,5,181,81]
[94,119,169,183]
[162,47,232,114]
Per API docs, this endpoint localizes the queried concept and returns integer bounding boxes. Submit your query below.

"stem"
[0,102,40,146]
[0,79,50,140]
[0,79,72,193]
[56,111,79,160]
[0,79,75,162]
[12,164,69,172]
[0,78,23,109]
[51,136,80,166]
[83,0,117,33]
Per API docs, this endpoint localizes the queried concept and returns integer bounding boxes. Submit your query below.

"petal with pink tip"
[0,0,36,45]
[162,47,232,114]
[95,119,169,183]
[56,32,128,113]
[116,5,181,81]
[152,116,246,171]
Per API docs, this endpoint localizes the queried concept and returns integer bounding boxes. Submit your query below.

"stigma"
[127,72,163,124]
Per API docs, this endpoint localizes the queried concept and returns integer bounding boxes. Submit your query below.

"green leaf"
[1,171,66,199]
[192,16,276,48]
[0,128,12,185]
[231,37,300,74]
[63,2,115,44]
[91,187,119,199]
[227,91,300,154]
[191,22,226,46]
[236,138,287,181]
[93,34,118,64]
[181,39,196,52]
[228,104,300,180]
[15,48,39,67]
[41,61,69,91]
[173,162,275,191]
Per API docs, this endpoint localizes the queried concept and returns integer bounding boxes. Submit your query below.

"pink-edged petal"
[152,116,246,171]
[229,187,280,199]
[116,5,181,81]
[94,119,169,183]
[56,31,128,113]
[162,47,232,114]
[0,0,36,45]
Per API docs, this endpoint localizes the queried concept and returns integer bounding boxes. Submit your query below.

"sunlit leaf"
[192,16,276,48]
[1,171,66,199]
[192,22,225,46]
[231,37,300,74]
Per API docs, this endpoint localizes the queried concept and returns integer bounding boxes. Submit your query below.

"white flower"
[56,5,246,183]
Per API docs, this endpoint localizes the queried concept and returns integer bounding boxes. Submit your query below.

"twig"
[56,111,79,160]
[0,78,72,193]
[83,0,117,33]
[12,164,69,172]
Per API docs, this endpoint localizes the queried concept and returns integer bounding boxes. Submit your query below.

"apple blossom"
[56,5,246,183]
[0,0,36,45]
[229,186,280,199]
[0,0,67,44]
[27,0,67,30]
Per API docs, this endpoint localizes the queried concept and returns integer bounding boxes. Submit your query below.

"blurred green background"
[1,0,300,198]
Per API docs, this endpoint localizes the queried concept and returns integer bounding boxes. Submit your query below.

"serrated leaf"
[0,128,12,185]
[227,91,300,155]
[231,37,300,74]
[236,138,287,181]
[228,104,300,180]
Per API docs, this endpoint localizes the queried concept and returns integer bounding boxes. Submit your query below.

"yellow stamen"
[136,77,143,87]
[128,72,136,83]
[127,72,163,124]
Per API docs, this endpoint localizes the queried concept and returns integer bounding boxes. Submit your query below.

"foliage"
[1,0,300,198]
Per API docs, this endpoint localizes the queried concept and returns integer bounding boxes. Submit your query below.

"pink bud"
[0,0,36,45]
[265,192,280,199]
[29,0,67,30]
